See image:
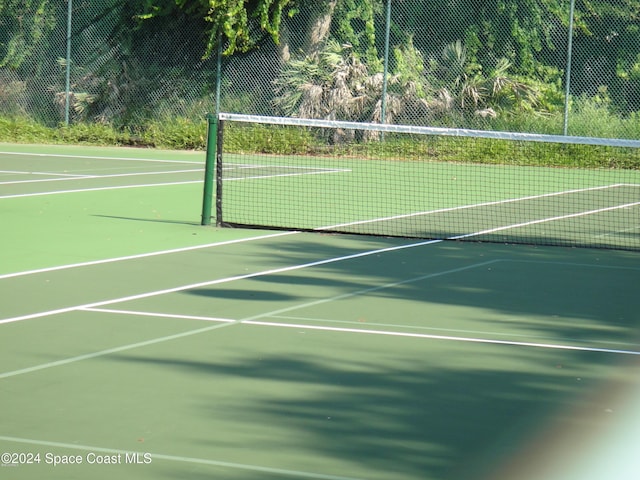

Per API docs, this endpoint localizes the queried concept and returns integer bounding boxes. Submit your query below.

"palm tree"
[273,38,430,128]
[425,40,539,121]
[273,39,372,121]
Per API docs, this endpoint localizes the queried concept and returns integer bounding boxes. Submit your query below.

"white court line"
[244,321,640,356]
[0,150,203,164]
[79,258,499,326]
[83,308,640,352]
[0,168,202,185]
[0,231,298,280]
[451,201,640,240]
[225,163,351,172]
[0,240,464,378]
[0,170,90,177]
[0,238,444,325]
[83,308,235,324]
[0,322,235,379]
[0,435,363,480]
[319,184,631,231]
[226,170,350,181]
[0,180,201,199]
[2,179,634,277]
[268,314,640,348]
[223,163,351,181]
[2,184,636,278]
[2,253,637,382]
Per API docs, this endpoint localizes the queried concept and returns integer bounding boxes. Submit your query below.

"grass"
[0,116,207,150]
[1,102,639,169]
[223,122,640,170]
[354,136,640,169]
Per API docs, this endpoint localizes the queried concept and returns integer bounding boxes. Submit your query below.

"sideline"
[0,180,202,199]
[0,231,298,280]
[0,252,493,380]
[0,238,443,325]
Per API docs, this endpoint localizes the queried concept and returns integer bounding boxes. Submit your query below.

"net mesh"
[213,113,640,251]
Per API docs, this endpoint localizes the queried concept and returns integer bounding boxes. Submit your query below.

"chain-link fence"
[1,0,639,139]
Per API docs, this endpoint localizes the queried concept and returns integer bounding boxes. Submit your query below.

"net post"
[215,118,225,227]
[200,113,218,226]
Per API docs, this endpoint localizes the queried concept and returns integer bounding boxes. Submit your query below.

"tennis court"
[1,142,639,480]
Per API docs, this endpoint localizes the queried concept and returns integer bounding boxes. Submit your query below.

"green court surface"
[1,144,639,480]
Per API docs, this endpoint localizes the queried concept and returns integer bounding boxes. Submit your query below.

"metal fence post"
[64,0,73,125]
[380,0,391,127]
[563,0,576,136]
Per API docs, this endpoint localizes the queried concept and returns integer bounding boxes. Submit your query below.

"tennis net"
[207,113,640,251]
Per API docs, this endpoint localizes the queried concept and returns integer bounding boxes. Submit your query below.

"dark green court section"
[2,235,639,480]
[1,308,638,480]
[1,311,639,480]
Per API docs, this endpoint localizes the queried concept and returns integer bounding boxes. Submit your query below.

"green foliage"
[391,0,568,77]
[0,0,55,69]
[137,0,297,57]
[1,0,639,139]
[333,0,382,69]
[274,32,554,126]
[0,116,54,142]
[273,39,375,121]
[392,38,426,96]
[140,117,207,149]
[0,115,208,149]
[330,134,640,169]
[566,91,640,139]
[225,124,320,155]
[0,70,27,115]
[57,122,130,145]
[416,40,547,124]
[1,112,638,170]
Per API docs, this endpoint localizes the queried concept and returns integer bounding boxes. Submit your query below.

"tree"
[388,0,569,77]
[569,0,640,112]
[272,37,413,125]
[0,0,55,69]
[423,40,541,121]
[136,0,298,57]
[273,39,375,121]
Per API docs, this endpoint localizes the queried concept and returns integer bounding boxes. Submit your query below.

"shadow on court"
[190,288,298,302]
[196,237,640,350]
[106,239,639,479]
[113,346,636,480]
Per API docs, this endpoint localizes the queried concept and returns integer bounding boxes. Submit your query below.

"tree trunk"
[278,1,338,62]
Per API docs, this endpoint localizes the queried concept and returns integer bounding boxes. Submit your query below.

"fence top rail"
[217,113,640,149]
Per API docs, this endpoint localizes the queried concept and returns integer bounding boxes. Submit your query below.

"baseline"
[80,308,640,356]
